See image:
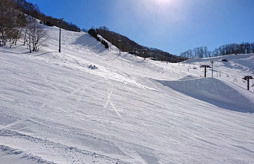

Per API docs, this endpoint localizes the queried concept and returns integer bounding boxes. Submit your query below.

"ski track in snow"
[0,25,254,164]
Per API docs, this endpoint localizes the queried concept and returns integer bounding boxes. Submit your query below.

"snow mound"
[159,77,254,113]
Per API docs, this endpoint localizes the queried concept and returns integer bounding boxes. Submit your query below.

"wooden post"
[118,39,121,55]
[58,18,64,53]
[59,27,61,53]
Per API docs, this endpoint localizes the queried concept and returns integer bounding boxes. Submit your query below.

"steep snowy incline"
[0,25,254,164]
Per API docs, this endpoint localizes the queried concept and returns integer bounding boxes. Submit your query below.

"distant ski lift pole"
[58,18,64,53]
[200,65,211,78]
[118,39,121,55]
[243,76,253,90]
[210,60,215,78]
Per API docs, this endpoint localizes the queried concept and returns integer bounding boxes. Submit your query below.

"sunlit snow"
[0,25,254,164]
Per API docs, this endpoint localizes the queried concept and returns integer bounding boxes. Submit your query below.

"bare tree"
[12,13,27,46]
[0,0,15,46]
[26,19,47,52]
[0,0,28,47]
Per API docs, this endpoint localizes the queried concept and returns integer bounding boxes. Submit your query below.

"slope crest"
[159,77,254,113]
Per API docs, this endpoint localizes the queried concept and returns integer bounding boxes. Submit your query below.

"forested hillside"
[0,0,80,34]
[91,27,186,63]
[180,43,254,59]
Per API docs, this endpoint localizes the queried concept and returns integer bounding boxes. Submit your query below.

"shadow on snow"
[158,76,254,113]
[72,33,107,54]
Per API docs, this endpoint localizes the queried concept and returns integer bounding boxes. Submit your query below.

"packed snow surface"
[0,25,254,164]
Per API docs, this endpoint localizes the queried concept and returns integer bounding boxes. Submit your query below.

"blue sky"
[27,0,254,55]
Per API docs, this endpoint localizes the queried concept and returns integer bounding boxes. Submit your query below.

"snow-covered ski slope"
[0,25,254,164]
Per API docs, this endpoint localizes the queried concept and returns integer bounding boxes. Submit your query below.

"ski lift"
[200,65,211,78]
[243,76,253,90]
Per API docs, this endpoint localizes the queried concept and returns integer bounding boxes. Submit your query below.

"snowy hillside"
[0,25,254,164]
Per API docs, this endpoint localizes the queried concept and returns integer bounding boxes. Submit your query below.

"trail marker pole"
[58,18,64,53]
[59,27,61,53]
[118,39,121,55]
